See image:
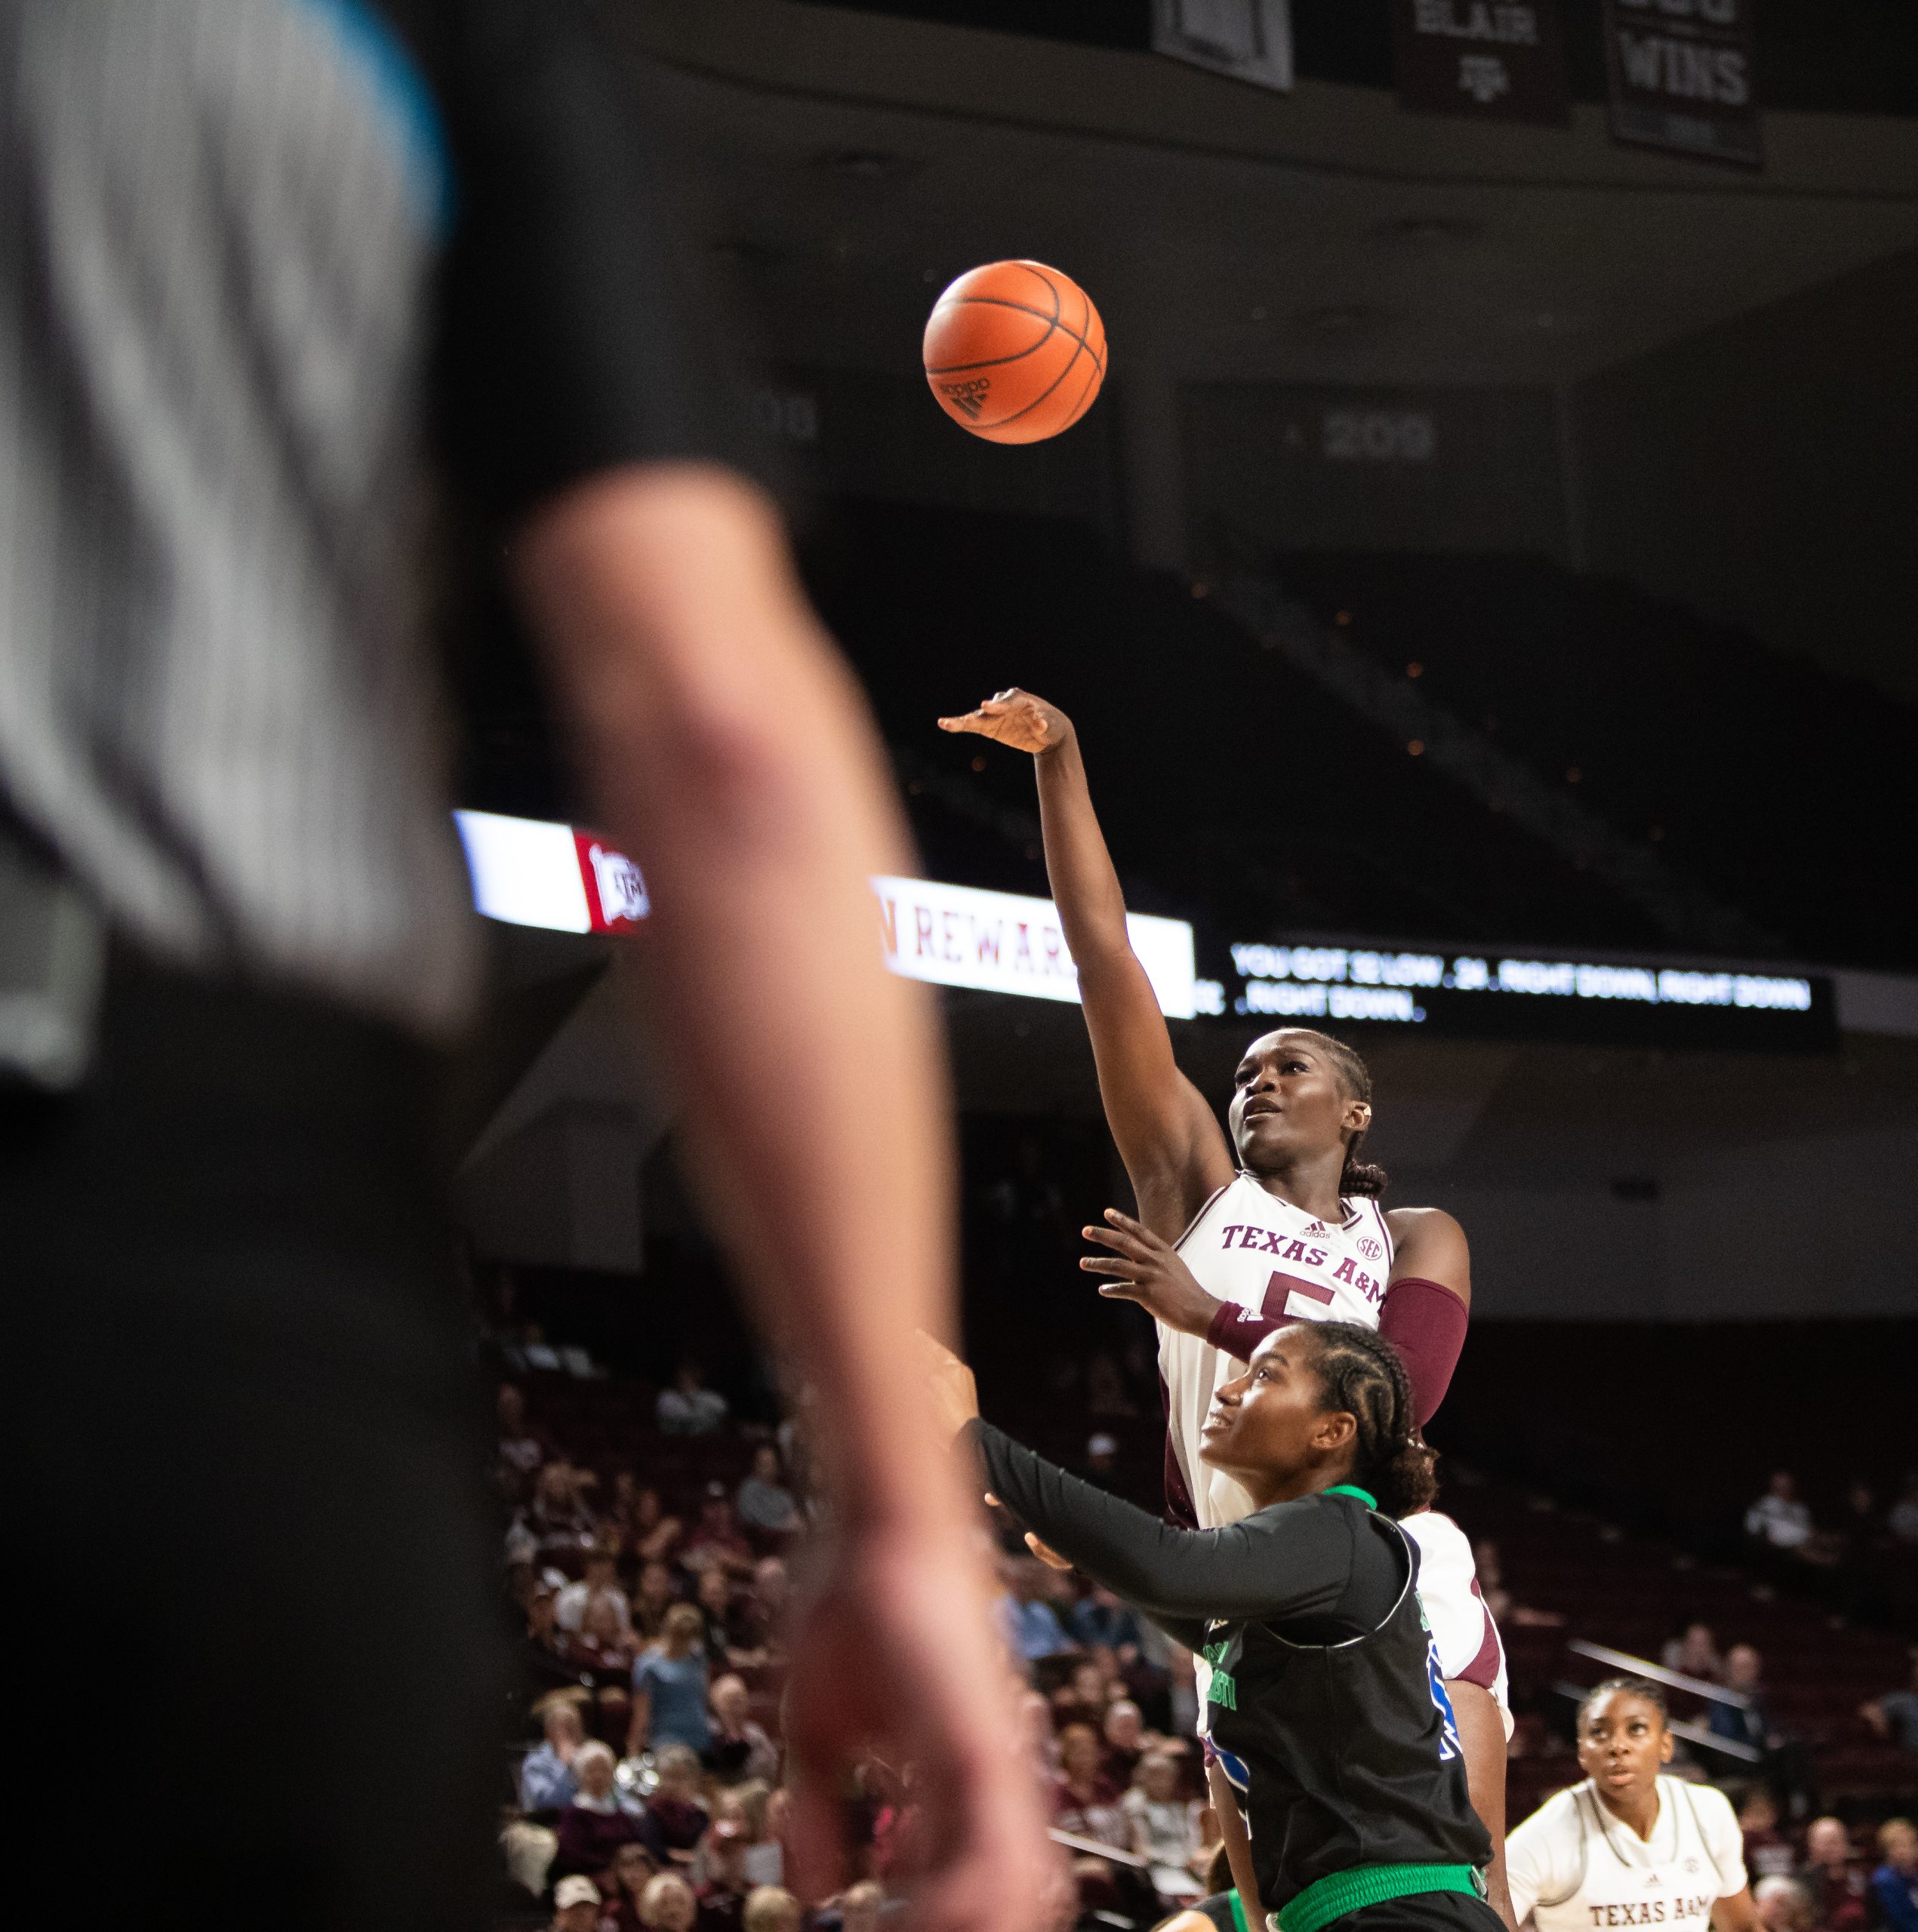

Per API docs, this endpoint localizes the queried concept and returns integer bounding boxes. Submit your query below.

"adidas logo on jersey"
[1301,1221,1327,1237]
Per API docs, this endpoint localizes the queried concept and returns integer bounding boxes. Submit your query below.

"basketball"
[922,259,1107,444]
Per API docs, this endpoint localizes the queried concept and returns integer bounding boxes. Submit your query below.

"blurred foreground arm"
[519,463,1052,1928]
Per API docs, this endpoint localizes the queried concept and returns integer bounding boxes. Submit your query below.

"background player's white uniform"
[1507,1775,1747,1932]
[1164,1173,1509,1728]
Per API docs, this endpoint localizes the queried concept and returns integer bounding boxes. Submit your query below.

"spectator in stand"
[682,1487,757,1581]
[1747,1473,1815,1553]
[534,1462,599,1555]
[630,1604,713,1758]
[632,1487,687,1567]
[555,1743,647,1882]
[694,1567,740,1666]
[604,1843,663,1932]
[730,1783,784,1888]
[1052,1722,1125,1842]
[1663,1618,1726,1683]
[1875,1823,1918,1932]
[559,1544,633,1636]
[1717,1647,1816,1818]
[1889,1476,1918,1546]
[642,1746,713,1866]
[830,1881,885,1932]
[553,1875,604,1932]
[522,1700,587,1813]
[1839,1481,1883,1552]
[500,1384,548,1479]
[1473,1540,1566,1630]
[743,1888,802,1932]
[523,1585,584,1706]
[634,1561,681,1644]
[569,1590,644,1682]
[1052,1657,1115,1733]
[639,1873,700,1932]
[1084,1433,1121,1481]
[1713,1647,1779,1752]
[726,1557,789,1669]
[1071,1581,1144,1659]
[1755,1878,1815,1932]
[658,1362,729,1438]
[692,1813,753,1932]
[1737,1787,1798,1882]
[735,1446,802,1536]
[707,1674,780,1786]
[1101,1700,1146,1789]
[1861,1656,1918,1749]
[1798,1817,1874,1932]
[1124,1752,1205,1909]
[998,1558,1074,1666]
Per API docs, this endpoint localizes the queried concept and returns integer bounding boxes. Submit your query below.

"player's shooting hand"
[914,1329,981,1445]
[936,687,1072,758]
[1081,1209,1222,1340]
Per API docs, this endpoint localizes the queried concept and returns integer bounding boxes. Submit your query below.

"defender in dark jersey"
[922,1321,1501,1932]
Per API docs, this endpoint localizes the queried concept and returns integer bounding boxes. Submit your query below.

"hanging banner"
[1393,0,1569,126]
[1602,0,1762,168]
[1151,0,1293,94]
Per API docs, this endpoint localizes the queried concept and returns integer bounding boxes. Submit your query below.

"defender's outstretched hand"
[1080,1208,1223,1340]
[936,687,1072,758]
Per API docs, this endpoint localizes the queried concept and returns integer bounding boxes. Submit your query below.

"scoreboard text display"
[1215,942,1835,1050]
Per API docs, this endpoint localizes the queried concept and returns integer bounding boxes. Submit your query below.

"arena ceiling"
[624,0,1918,388]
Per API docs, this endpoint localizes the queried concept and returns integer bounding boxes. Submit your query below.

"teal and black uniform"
[965,1420,1498,1932]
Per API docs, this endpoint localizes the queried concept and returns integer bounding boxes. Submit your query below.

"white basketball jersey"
[1165,1173,1395,1529]
[1508,1777,1746,1932]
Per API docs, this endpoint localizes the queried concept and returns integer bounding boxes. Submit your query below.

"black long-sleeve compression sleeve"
[965,1420,1402,1641]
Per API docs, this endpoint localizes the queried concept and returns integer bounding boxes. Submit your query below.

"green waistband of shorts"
[1272,1863,1481,1932]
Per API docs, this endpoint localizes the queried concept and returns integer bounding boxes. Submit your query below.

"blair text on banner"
[1393,0,1569,126]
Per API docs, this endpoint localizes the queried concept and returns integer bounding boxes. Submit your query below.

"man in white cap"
[552,1875,601,1932]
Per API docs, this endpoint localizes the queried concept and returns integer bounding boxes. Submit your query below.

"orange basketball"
[922,260,1107,444]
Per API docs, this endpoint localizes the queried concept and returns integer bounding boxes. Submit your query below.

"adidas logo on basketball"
[941,377,991,420]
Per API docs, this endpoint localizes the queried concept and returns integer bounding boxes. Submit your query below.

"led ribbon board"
[876,875,1198,1020]
[1218,941,1834,1049]
[454,812,1199,1021]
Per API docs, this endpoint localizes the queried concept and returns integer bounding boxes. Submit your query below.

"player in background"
[1507,1679,1761,1932]
[940,688,1509,1926]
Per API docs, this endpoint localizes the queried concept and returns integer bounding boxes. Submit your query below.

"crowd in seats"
[495,1367,867,1931]
[494,1343,1241,1930]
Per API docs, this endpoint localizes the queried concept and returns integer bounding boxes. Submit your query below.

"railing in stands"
[1553,1638,1763,1763]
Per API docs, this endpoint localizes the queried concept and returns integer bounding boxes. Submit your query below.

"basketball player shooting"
[938,688,1513,1928]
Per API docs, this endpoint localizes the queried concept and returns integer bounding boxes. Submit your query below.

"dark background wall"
[1572,245,1918,701]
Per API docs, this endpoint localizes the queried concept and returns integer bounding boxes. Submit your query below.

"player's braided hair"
[1277,1029,1388,1198]
[1578,1675,1669,1727]
[1306,1321,1437,1518]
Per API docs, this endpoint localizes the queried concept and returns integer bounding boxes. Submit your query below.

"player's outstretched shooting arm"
[938,690,1233,1237]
